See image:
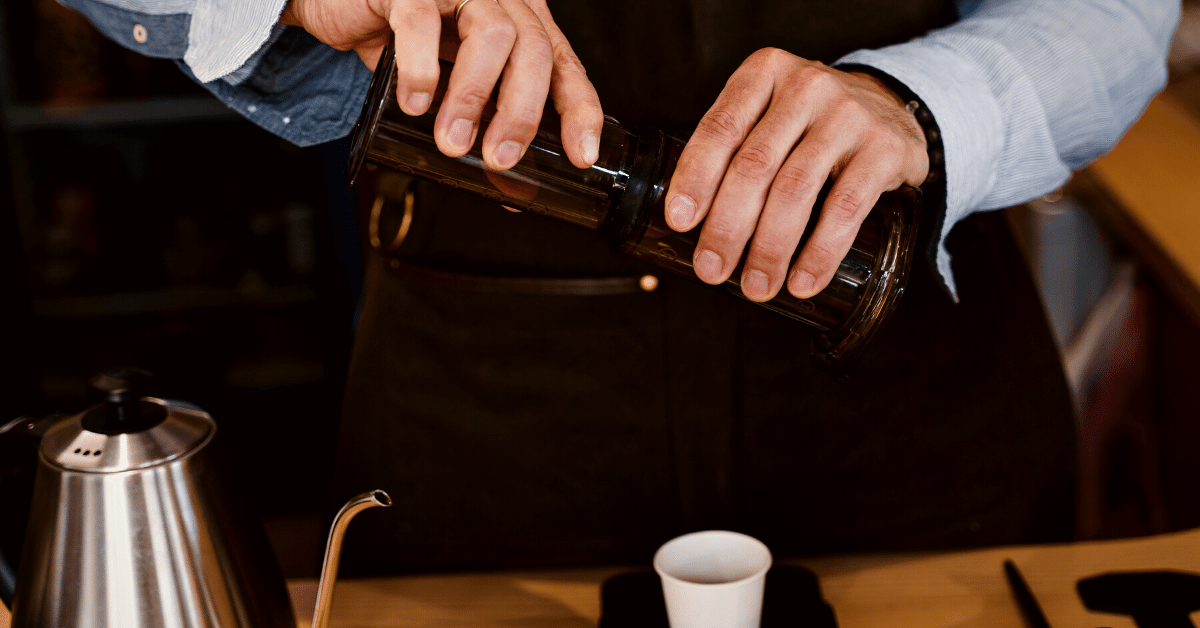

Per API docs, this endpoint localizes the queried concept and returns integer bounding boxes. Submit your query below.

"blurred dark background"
[0,0,364,574]
[5,0,1200,581]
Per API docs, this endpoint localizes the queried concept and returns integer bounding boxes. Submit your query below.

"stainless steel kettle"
[0,368,389,628]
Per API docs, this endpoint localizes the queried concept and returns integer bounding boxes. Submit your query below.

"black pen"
[1004,559,1052,628]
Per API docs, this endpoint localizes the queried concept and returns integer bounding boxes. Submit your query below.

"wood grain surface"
[280,528,1200,628]
[4,528,1200,627]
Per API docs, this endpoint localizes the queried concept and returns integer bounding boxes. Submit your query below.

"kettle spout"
[311,490,391,628]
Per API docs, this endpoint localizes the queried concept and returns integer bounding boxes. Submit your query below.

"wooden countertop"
[279,528,1200,628]
[5,527,1200,626]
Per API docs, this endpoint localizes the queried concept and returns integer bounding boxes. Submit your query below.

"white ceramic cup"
[653,530,773,628]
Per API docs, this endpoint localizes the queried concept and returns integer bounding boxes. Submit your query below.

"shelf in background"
[3,95,240,131]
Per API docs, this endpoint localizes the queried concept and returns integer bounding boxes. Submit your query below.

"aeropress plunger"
[346,39,922,377]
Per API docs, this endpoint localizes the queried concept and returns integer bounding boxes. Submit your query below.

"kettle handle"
[0,414,61,608]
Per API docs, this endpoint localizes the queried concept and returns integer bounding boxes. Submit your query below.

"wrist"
[843,65,944,188]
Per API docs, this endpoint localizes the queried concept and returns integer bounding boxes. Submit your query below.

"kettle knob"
[82,367,165,434]
[90,367,151,404]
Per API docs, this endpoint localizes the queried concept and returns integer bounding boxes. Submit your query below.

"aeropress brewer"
[347,39,922,377]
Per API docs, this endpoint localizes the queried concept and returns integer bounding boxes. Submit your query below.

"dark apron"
[331,0,1078,574]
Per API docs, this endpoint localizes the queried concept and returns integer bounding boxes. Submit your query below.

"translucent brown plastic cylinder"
[347,41,921,376]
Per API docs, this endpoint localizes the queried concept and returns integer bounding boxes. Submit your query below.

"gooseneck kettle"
[0,368,390,628]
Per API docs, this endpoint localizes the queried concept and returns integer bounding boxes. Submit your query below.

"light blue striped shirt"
[61,0,1181,293]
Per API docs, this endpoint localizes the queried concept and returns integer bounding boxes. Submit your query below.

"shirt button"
[132,24,148,44]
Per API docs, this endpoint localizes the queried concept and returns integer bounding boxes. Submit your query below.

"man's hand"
[280,0,602,170]
[664,48,929,302]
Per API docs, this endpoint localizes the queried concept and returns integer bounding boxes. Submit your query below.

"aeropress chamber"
[346,39,922,377]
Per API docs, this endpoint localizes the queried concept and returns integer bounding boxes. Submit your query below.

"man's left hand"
[664,48,930,302]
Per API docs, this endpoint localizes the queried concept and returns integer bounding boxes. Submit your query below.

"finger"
[388,0,443,116]
[525,4,603,168]
[479,0,553,171]
[664,58,782,267]
[694,98,813,291]
[787,147,898,298]
[664,86,773,250]
[356,44,386,72]
[550,62,604,168]
[737,124,854,302]
[677,54,795,285]
[435,0,516,158]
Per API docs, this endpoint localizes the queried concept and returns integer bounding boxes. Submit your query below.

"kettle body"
[7,395,295,628]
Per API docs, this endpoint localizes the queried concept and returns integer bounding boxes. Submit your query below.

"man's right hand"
[279,0,603,170]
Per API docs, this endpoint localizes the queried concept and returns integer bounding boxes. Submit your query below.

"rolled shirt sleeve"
[58,0,371,146]
[837,0,1180,297]
[183,0,289,82]
[59,0,286,81]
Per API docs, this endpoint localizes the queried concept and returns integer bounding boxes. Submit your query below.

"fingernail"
[581,132,600,164]
[694,250,723,283]
[742,269,770,300]
[449,118,474,151]
[667,194,696,229]
[789,270,816,297]
[405,92,431,114]
[494,140,523,169]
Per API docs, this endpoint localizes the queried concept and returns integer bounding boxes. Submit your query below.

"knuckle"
[772,164,822,204]
[702,213,742,246]
[393,9,440,42]
[508,107,544,133]
[454,85,492,110]
[749,47,787,68]
[818,91,858,122]
[564,95,603,125]
[803,239,840,269]
[730,143,778,184]
[695,109,745,145]
[748,239,791,269]
[496,109,540,136]
[552,41,585,73]
[875,129,909,158]
[825,186,868,221]
[668,168,705,201]
[396,68,437,91]
[395,56,438,84]
[397,4,437,27]
[522,30,554,67]
[743,48,772,71]
[793,64,830,87]
[779,75,809,101]
[802,68,846,102]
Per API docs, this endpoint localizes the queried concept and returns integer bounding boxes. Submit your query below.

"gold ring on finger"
[454,0,498,23]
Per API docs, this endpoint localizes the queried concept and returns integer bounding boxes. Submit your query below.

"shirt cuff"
[184,0,290,82]
[835,44,1009,301]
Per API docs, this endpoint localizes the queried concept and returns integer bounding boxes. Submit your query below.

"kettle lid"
[39,368,215,473]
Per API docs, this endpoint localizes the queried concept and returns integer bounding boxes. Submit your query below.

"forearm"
[836,0,1180,296]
